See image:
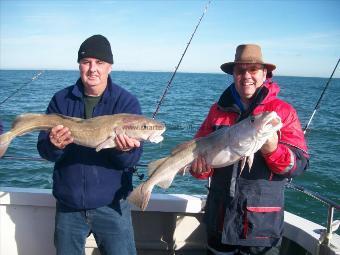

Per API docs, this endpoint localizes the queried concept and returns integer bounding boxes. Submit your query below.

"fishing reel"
[132,165,145,180]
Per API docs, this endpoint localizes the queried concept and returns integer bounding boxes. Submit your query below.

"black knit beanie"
[77,35,113,64]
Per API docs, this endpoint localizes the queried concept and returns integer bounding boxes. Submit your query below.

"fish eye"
[142,124,147,129]
[250,116,255,123]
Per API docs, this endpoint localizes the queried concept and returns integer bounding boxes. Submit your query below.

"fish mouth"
[148,127,166,143]
[149,134,164,143]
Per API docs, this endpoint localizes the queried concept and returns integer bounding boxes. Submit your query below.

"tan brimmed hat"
[220,44,276,77]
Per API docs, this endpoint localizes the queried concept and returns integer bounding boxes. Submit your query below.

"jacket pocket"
[222,179,285,246]
[244,196,284,240]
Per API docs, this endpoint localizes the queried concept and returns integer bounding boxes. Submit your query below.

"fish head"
[232,111,282,157]
[251,111,282,138]
[120,115,166,143]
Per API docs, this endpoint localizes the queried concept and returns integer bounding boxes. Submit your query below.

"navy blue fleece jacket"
[37,76,142,210]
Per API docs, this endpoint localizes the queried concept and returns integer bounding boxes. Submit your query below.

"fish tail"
[0,132,13,158]
[128,182,153,211]
[0,113,50,158]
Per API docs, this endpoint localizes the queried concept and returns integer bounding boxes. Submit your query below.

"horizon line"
[0,68,338,79]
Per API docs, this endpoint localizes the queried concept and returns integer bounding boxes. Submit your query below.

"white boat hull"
[0,187,339,255]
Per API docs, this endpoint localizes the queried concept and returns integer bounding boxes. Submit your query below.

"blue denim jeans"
[54,200,136,255]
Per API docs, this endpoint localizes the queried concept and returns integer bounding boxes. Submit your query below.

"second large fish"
[0,113,166,157]
[128,111,282,210]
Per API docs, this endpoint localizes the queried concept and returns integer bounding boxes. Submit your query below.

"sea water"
[0,70,339,229]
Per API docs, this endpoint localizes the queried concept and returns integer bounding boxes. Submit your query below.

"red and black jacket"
[191,81,309,248]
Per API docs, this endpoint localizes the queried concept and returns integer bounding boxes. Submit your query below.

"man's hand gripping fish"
[128,111,282,211]
[0,113,166,157]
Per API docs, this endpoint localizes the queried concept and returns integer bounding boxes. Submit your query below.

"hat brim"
[220,62,276,78]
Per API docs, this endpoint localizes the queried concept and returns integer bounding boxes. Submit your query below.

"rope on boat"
[152,0,212,119]
[0,70,44,106]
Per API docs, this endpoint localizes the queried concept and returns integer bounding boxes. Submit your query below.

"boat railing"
[286,181,340,246]
[2,158,339,248]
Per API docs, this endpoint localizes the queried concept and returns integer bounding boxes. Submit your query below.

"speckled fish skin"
[0,113,166,157]
[128,111,282,211]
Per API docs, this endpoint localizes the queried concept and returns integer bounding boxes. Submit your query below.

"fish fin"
[148,157,176,188]
[148,157,169,175]
[247,154,254,172]
[96,137,116,152]
[0,132,13,158]
[239,157,246,176]
[0,142,10,158]
[8,113,58,139]
[127,183,152,211]
[157,175,176,189]
[11,113,41,128]
[114,126,125,136]
[56,114,84,123]
[178,164,190,176]
[171,139,196,155]
[11,114,48,136]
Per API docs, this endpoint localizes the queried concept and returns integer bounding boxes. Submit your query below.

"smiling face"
[79,57,112,96]
[233,63,267,104]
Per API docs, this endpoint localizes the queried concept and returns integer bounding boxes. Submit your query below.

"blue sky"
[0,0,339,77]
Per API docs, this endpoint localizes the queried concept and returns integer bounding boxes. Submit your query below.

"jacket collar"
[217,83,242,114]
[217,80,279,117]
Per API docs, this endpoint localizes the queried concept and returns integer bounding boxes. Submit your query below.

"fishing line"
[2,155,47,161]
[1,2,212,167]
[287,59,340,227]
[152,0,211,119]
[287,57,340,165]
[303,58,340,134]
[0,70,44,106]
[134,0,212,176]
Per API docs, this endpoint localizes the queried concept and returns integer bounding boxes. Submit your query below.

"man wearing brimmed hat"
[37,35,142,255]
[190,44,309,254]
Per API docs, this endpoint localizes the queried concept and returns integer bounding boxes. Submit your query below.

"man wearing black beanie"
[37,34,142,255]
[78,34,114,64]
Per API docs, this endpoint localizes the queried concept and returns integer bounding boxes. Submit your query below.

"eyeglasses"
[233,64,265,76]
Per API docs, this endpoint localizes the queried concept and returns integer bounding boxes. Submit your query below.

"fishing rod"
[286,59,340,245]
[152,0,211,119]
[1,2,212,166]
[0,70,44,106]
[280,59,340,186]
[132,0,212,179]
[303,58,340,134]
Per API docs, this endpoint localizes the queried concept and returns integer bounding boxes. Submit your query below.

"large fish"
[0,113,166,158]
[128,111,282,210]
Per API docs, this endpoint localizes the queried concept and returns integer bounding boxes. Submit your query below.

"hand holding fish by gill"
[128,111,282,211]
